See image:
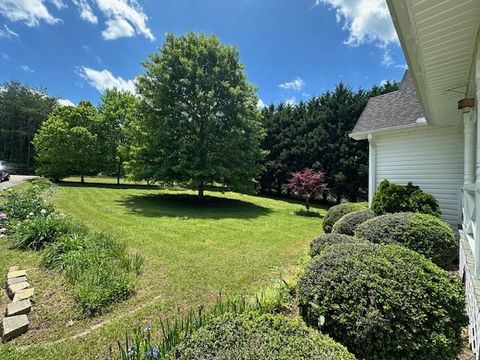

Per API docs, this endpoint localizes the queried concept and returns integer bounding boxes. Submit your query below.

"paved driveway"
[0,175,36,190]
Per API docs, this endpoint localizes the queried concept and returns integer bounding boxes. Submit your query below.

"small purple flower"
[143,324,152,333]
[0,212,6,220]
[145,347,159,359]
[127,346,136,358]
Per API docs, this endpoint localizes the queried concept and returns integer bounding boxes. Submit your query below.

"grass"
[0,177,327,359]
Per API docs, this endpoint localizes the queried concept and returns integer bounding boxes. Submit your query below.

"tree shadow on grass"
[58,181,160,191]
[117,193,273,220]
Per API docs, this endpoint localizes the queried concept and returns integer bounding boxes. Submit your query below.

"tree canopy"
[132,33,264,198]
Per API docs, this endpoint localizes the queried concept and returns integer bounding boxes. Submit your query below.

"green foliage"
[298,242,467,360]
[371,179,440,216]
[258,81,399,202]
[294,208,322,218]
[322,202,367,233]
[332,208,375,235]
[0,81,57,173]
[0,185,54,227]
[355,212,457,267]
[309,233,358,257]
[43,232,142,316]
[33,101,104,181]
[133,33,264,197]
[10,213,81,250]
[98,89,140,184]
[167,312,355,360]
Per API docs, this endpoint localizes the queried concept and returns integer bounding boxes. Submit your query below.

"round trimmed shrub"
[310,233,358,257]
[323,202,367,233]
[298,242,467,360]
[168,312,355,359]
[355,212,456,267]
[332,209,375,236]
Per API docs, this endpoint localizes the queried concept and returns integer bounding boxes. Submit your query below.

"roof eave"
[386,0,436,126]
[349,121,429,140]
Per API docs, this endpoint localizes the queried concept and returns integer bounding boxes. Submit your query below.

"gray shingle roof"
[351,70,425,135]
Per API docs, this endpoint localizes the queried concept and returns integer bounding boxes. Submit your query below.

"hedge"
[322,202,368,233]
[332,209,375,236]
[298,242,467,360]
[168,312,355,359]
[310,233,358,257]
[355,212,457,267]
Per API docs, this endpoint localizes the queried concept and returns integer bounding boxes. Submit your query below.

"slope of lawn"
[0,178,327,359]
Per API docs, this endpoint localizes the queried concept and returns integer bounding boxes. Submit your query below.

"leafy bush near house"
[322,202,368,233]
[371,179,440,216]
[10,213,82,250]
[310,233,358,257]
[355,212,457,267]
[298,241,467,360]
[167,312,355,360]
[332,209,375,236]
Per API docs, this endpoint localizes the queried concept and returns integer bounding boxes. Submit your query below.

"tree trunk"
[198,182,205,201]
[81,175,85,184]
[116,158,122,186]
[305,196,310,212]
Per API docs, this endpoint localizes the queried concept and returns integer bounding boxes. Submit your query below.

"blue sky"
[0,0,406,107]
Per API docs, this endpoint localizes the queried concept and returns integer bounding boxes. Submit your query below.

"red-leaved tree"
[286,168,328,212]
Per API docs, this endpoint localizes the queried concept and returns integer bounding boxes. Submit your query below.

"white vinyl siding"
[374,126,464,228]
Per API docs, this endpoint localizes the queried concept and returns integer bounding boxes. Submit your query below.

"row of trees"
[259,81,398,202]
[30,32,398,202]
[0,82,57,173]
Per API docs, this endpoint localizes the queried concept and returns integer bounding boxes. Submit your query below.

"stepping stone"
[1,315,29,342]
[7,282,30,299]
[8,266,18,272]
[13,288,34,302]
[7,270,27,279]
[7,276,27,286]
[5,300,32,317]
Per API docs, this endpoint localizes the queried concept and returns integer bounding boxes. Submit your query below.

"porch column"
[465,109,475,186]
[368,133,376,206]
[475,49,480,278]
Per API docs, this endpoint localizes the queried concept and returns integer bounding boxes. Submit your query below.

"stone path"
[1,266,34,342]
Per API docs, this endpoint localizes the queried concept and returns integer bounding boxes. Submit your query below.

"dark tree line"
[0,81,57,173]
[258,81,399,203]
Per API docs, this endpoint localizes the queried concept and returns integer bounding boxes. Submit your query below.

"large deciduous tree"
[98,89,139,185]
[133,33,264,199]
[33,101,102,182]
[0,81,57,173]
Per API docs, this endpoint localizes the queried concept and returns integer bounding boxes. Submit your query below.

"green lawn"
[0,179,327,359]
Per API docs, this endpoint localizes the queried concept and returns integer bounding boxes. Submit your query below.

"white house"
[350,0,480,356]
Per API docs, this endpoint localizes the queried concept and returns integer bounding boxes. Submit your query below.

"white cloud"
[257,98,266,110]
[21,64,34,73]
[57,98,75,106]
[279,77,305,91]
[317,0,397,47]
[0,24,19,38]
[0,0,61,27]
[286,97,297,106]
[96,0,154,41]
[72,0,97,24]
[50,0,66,9]
[78,66,136,93]
[1,53,9,60]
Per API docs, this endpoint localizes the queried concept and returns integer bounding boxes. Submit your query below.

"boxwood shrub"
[371,179,440,216]
[298,242,467,360]
[355,212,456,267]
[323,202,367,233]
[332,209,375,236]
[167,312,355,360]
[310,233,358,257]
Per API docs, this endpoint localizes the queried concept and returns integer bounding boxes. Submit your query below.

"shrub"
[10,213,82,250]
[371,179,440,216]
[322,202,367,233]
[0,185,54,227]
[355,212,457,267]
[167,312,355,360]
[332,209,375,236]
[298,242,467,360]
[310,233,358,257]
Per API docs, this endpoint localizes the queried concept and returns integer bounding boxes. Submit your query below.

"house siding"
[373,125,464,228]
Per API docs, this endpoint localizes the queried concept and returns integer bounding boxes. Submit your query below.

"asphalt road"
[0,175,36,190]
